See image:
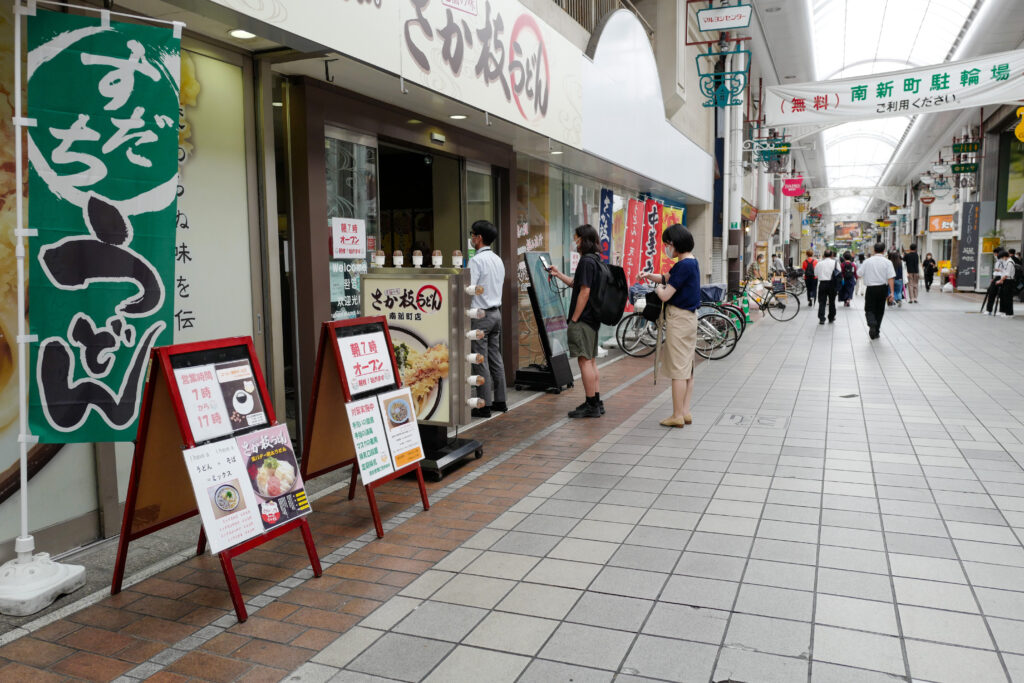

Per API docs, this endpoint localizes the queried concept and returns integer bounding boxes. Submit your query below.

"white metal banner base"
[0,550,85,616]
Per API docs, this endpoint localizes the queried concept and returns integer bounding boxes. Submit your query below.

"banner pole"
[0,0,85,617]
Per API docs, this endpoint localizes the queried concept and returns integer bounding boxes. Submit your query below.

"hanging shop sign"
[696,4,752,31]
[209,0,583,147]
[765,48,1024,127]
[952,141,980,154]
[643,198,663,274]
[928,215,954,232]
[920,193,936,205]
[27,10,180,443]
[622,199,645,311]
[952,163,978,174]
[331,218,367,260]
[782,177,805,197]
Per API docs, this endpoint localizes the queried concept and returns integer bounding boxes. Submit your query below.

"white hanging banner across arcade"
[765,49,1024,127]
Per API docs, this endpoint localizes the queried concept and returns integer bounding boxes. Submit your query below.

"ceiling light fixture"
[550,150,563,155]
[449,114,467,120]
[272,101,283,108]
[783,75,796,80]
[228,29,257,40]
[765,7,782,13]
[407,118,422,124]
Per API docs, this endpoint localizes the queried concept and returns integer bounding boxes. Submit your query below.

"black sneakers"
[491,401,508,413]
[568,400,602,418]
[471,407,492,418]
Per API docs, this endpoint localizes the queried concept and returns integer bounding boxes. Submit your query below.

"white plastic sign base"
[0,551,86,616]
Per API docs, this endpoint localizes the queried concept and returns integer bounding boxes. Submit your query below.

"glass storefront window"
[325,126,378,320]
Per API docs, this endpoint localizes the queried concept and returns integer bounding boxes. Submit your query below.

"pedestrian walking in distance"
[922,253,937,292]
[838,251,857,307]
[856,253,866,296]
[904,244,920,303]
[814,249,838,324]
[802,250,818,308]
[996,249,1015,318]
[861,243,896,339]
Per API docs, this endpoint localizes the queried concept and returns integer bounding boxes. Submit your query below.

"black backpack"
[583,254,628,326]
[841,260,856,282]
[804,259,816,279]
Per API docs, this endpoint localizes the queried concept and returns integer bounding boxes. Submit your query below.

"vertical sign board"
[622,199,645,312]
[112,337,321,622]
[644,199,663,274]
[598,188,614,263]
[27,10,180,443]
[958,201,980,290]
[302,318,429,538]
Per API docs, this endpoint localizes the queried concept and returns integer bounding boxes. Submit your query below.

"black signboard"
[958,201,980,290]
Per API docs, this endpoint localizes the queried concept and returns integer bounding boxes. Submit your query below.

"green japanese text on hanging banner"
[27,10,180,443]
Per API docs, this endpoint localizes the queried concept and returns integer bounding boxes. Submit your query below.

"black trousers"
[986,280,1001,313]
[817,280,836,322]
[1000,282,1015,315]
[865,285,888,333]
[924,272,934,290]
[805,278,817,304]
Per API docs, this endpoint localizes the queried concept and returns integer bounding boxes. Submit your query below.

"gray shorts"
[567,320,599,359]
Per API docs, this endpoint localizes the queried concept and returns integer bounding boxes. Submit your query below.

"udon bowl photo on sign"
[249,449,298,498]
[208,479,247,520]
[390,325,448,420]
[385,394,413,428]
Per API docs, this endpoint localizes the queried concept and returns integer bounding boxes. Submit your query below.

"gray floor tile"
[589,565,668,600]
[814,594,899,635]
[660,575,739,610]
[608,544,681,572]
[524,558,602,589]
[348,633,454,682]
[624,525,692,551]
[538,623,635,671]
[812,626,905,676]
[685,531,754,557]
[621,635,718,683]
[423,646,529,683]
[462,551,540,580]
[547,537,619,564]
[734,584,814,621]
[904,639,1007,683]
[988,616,1024,655]
[431,574,516,609]
[892,576,980,612]
[517,659,613,683]
[641,602,729,644]
[724,613,812,658]
[751,537,818,565]
[899,604,994,649]
[585,503,646,524]
[817,568,894,602]
[463,612,559,656]
[675,551,746,581]
[513,514,581,536]
[568,519,635,543]
[489,531,562,557]
[714,648,810,683]
[495,583,582,619]
[565,592,653,631]
[392,600,486,641]
[743,558,816,591]
[534,499,596,518]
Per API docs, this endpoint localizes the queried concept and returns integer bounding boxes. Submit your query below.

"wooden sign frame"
[111,337,321,622]
[301,318,429,537]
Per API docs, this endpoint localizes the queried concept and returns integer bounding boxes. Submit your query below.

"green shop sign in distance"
[952,141,981,154]
[952,162,978,174]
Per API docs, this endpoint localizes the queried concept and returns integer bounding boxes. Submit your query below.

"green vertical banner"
[27,10,180,443]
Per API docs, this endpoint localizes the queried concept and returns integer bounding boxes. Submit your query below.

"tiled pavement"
[293,289,1024,683]
[5,288,1024,682]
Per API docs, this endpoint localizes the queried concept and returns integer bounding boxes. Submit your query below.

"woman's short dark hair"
[471,220,498,246]
[998,248,1009,258]
[574,224,601,255]
[661,223,694,253]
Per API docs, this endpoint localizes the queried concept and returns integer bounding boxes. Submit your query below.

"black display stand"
[418,425,483,481]
[514,284,574,393]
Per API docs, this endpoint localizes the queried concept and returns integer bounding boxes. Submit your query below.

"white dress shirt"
[814,258,837,282]
[469,246,505,309]
[998,258,1015,281]
[860,254,897,286]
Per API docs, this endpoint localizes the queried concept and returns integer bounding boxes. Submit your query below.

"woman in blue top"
[641,224,700,428]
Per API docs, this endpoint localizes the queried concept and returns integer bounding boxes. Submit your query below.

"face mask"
[663,246,674,260]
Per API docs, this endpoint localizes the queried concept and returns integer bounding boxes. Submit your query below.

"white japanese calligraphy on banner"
[208,0,582,147]
[765,49,1024,127]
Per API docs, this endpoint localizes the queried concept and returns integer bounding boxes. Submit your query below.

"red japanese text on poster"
[643,199,663,274]
[622,199,645,312]
[331,217,367,259]
[337,330,396,396]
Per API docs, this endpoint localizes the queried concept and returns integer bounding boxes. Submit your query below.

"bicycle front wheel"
[616,314,656,358]
[765,291,800,321]
[788,278,806,296]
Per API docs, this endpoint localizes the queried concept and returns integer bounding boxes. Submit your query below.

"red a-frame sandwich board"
[301,317,430,537]
[111,336,322,622]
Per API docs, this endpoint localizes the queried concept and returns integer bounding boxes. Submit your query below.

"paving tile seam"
[109,362,660,681]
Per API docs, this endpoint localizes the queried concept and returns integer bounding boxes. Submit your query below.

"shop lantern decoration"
[782,176,805,197]
[744,129,791,171]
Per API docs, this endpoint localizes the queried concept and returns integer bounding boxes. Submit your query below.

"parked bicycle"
[726,278,800,321]
[615,286,742,360]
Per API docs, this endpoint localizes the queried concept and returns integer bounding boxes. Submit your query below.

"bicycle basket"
[772,277,785,293]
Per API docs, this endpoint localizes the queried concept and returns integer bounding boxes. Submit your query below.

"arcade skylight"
[810,0,979,220]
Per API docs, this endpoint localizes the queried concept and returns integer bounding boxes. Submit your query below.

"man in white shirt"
[860,243,896,339]
[468,220,507,417]
[813,250,838,324]
[997,249,1015,317]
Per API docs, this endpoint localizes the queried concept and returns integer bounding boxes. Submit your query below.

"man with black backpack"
[548,224,608,418]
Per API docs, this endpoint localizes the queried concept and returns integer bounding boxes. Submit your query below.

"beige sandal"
[660,417,686,428]
[683,414,693,425]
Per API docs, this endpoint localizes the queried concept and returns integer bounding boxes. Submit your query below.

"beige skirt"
[660,307,697,380]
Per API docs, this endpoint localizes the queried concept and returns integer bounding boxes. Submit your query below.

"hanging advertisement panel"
[598,188,613,263]
[958,202,980,290]
[766,49,1024,127]
[27,11,179,443]
[643,199,662,275]
[621,199,645,312]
